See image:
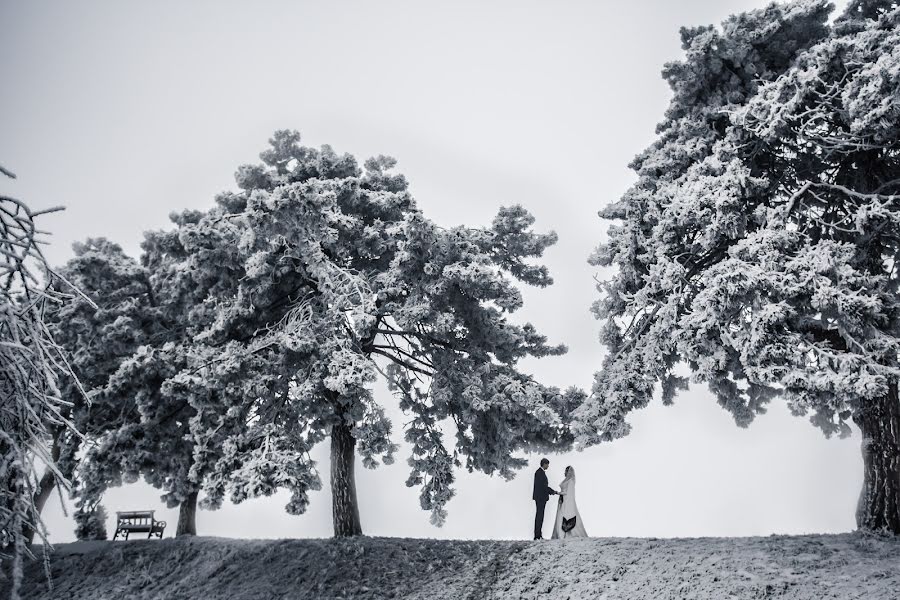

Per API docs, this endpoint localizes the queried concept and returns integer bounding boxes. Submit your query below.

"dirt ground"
[8,532,900,599]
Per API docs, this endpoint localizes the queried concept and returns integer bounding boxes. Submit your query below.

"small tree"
[577,0,900,533]
[73,504,107,541]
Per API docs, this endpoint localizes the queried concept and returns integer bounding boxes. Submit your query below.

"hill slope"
[9,533,900,599]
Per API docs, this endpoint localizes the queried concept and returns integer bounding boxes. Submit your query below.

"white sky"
[1,0,858,543]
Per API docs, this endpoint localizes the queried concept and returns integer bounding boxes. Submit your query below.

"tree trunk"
[32,468,56,517]
[855,383,900,534]
[23,467,57,545]
[25,434,62,545]
[331,419,362,537]
[176,490,198,536]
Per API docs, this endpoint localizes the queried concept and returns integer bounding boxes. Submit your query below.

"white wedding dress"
[551,468,588,539]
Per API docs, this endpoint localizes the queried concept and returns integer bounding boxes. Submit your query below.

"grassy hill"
[8,533,900,599]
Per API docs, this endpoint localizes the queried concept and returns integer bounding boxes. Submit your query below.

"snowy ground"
[8,533,900,599]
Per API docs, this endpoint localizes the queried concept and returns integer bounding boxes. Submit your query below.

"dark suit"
[532,467,556,539]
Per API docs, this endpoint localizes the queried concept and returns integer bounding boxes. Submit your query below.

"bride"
[551,466,588,539]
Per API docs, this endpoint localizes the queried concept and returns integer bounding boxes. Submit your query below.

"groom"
[532,457,558,540]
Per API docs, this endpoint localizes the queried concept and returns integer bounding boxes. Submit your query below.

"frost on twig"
[1,165,86,598]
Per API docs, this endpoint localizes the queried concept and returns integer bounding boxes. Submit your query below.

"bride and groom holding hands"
[532,457,588,540]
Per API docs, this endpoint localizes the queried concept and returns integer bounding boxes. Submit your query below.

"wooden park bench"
[112,510,167,540]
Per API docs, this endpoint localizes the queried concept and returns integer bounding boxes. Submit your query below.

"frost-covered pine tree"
[168,131,582,536]
[577,0,900,533]
[56,217,324,537]
[55,226,249,537]
[69,228,218,536]
[39,239,156,532]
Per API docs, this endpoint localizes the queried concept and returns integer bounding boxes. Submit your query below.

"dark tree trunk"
[176,490,198,536]
[32,468,56,517]
[855,384,900,534]
[23,467,57,545]
[331,419,362,537]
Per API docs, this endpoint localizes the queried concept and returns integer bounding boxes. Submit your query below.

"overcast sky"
[2,0,859,543]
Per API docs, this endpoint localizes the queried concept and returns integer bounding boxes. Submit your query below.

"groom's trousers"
[534,500,547,539]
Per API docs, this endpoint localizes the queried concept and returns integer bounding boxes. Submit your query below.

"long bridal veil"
[551,466,588,539]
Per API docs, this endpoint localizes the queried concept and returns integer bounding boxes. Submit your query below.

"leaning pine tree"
[167,131,583,536]
[576,0,900,533]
